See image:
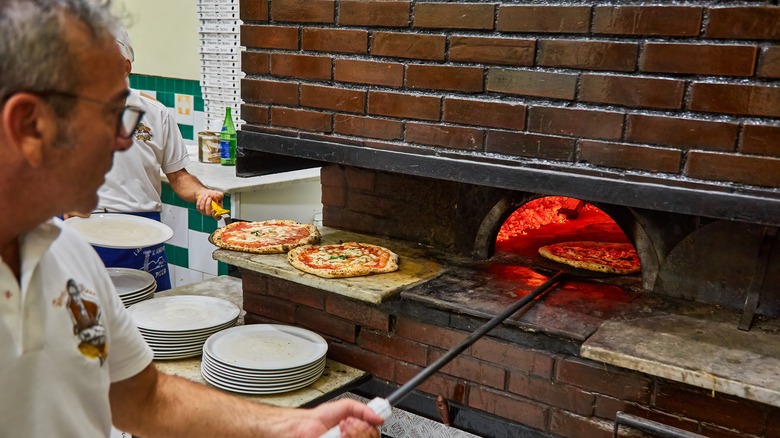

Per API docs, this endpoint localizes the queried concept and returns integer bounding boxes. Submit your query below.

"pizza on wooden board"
[538,241,640,274]
[211,220,321,254]
[287,242,399,278]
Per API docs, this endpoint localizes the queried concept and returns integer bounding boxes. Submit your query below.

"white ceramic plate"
[203,356,325,383]
[202,352,325,377]
[128,295,240,332]
[138,318,238,338]
[65,214,173,249]
[201,364,323,395]
[203,324,328,371]
[119,288,156,303]
[108,267,157,294]
[120,292,155,308]
[153,349,203,360]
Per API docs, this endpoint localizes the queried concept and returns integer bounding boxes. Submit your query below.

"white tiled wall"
[188,229,219,276]
[161,204,188,247]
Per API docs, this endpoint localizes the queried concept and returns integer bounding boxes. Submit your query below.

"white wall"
[114,0,200,80]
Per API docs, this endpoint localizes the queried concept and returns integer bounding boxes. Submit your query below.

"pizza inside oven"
[538,241,640,274]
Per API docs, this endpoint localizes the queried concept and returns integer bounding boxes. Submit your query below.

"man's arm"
[109,363,383,438]
[166,168,224,217]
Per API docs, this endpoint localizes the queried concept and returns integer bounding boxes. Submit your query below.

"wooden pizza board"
[211,227,446,304]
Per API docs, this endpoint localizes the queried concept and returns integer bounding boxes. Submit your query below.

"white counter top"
[163,145,320,194]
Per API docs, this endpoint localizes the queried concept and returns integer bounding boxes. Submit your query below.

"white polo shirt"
[0,218,154,437]
[98,89,190,213]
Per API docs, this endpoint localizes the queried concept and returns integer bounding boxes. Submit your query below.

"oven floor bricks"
[240,270,780,438]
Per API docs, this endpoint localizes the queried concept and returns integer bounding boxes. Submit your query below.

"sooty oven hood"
[237,129,780,228]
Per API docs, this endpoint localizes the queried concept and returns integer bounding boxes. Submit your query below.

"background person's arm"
[166,168,224,217]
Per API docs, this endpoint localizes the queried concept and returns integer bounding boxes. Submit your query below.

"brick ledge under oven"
[213,228,780,410]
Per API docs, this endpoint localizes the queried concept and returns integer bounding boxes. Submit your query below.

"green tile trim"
[161,183,175,205]
[218,261,229,276]
[203,216,220,234]
[129,74,201,96]
[178,124,194,141]
[164,243,189,268]
[175,245,189,268]
[164,243,175,264]
[157,91,174,108]
[188,208,203,232]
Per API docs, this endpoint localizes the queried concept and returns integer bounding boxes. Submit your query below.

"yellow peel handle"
[211,200,230,219]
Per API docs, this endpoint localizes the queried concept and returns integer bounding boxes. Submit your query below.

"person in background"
[85,26,223,291]
[0,1,382,437]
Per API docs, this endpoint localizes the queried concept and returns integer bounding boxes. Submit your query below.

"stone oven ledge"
[211,227,446,304]
[581,294,780,408]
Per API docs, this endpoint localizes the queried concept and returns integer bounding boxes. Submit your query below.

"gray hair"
[114,25,134,63]
[0,0,120,115]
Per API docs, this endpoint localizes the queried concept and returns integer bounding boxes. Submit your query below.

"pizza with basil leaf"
[287,242,399,278]
[211,220,321,254]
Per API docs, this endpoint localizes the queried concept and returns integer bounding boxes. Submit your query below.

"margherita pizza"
[287,242,399,278]
[538,241,640,274]
[211,220,321,254]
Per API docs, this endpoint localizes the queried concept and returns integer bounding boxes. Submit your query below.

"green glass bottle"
[219,107,236,166]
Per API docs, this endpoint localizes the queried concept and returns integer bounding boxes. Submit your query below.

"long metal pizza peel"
[319,256,629,437]
[320,265,581,437]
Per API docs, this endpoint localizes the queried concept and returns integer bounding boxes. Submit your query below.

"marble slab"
[212,227,446,304]
[581,295,780,407]
[152,276,369,407]
[163,160,320,195]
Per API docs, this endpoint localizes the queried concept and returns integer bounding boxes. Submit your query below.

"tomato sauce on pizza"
[538,241,640,274]
[287,242,399,278]
[211,220,321,254]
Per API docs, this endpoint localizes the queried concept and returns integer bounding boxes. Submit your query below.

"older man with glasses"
[0,1,383,437]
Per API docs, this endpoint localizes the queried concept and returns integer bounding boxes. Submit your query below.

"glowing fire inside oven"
[496,196,587,240]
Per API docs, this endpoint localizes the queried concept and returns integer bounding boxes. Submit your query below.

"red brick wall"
[239,1,780,189]
[241,270,780,437]
[319,164,520,251]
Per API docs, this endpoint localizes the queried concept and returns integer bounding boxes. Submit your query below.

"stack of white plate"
[201,324,328,395]
[128,295,240,360]
[108,267,156,307]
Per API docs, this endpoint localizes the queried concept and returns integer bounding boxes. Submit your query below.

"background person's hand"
[195,190,224,218]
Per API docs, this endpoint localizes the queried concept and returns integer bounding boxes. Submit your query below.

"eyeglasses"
[33,90,145,140]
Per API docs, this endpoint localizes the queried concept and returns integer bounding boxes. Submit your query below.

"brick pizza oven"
[226,2,780,436]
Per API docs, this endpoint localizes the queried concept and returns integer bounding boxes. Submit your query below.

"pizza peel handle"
[319,398,392,438]
[318,270,569,438]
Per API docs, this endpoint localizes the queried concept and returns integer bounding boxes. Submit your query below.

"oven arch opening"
[473,194,649,282]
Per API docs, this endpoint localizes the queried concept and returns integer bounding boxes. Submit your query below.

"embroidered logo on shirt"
[134,122,152,142]
[63,279,107,365]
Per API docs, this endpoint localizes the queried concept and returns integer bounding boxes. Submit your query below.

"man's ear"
[1,93,51,166]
